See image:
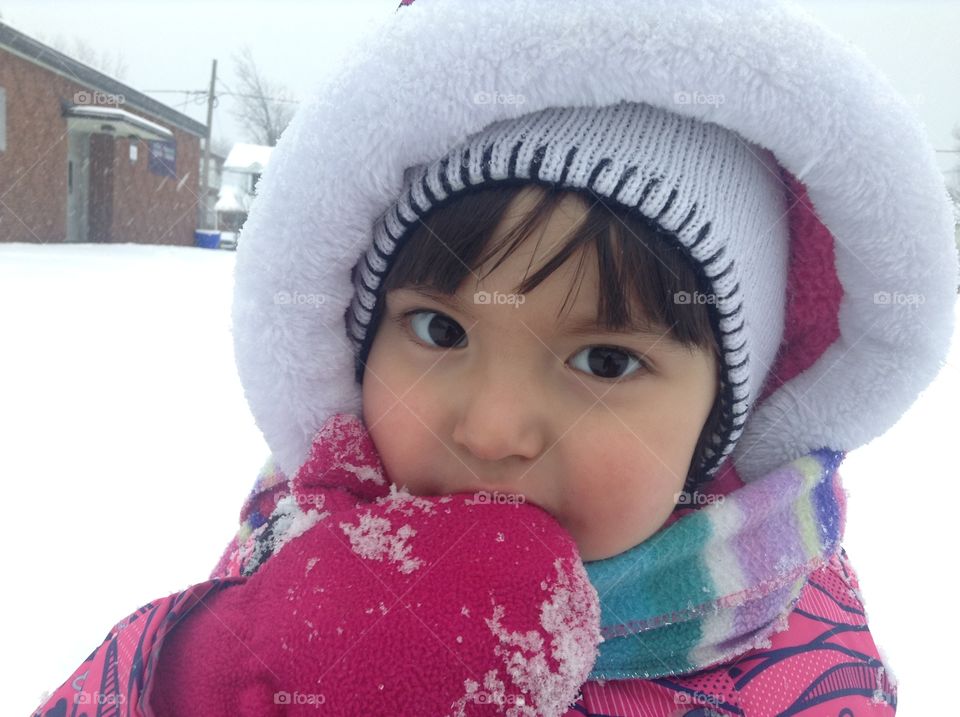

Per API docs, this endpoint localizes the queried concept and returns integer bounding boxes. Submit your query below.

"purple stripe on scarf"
[812,449,845,552]
[728,463,809,597]
[723,451,843,642]
[719,578,801,652]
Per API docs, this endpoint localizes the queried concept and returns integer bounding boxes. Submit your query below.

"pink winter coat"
[33,415,896,716]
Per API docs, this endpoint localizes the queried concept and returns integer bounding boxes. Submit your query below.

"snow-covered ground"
[1,243,267,715]
[1,242,957,715]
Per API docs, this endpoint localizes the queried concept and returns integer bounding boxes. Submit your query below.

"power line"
[143,87,298,104]
[142,89,207,95]
[215,76,237,97]
[218,74,297,104]
[219,91,298,104]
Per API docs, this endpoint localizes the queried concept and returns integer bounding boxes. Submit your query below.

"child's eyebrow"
[396,286,670,340]
[561,315,670,340]
[399,286,470,313]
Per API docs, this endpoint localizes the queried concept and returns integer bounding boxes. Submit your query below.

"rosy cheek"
[367,395,439,492]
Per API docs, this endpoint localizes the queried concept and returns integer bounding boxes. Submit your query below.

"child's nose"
[451,374,547,464]
[454,426,542,463]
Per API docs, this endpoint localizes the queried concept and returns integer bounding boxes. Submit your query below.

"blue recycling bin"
[194,230,221,249]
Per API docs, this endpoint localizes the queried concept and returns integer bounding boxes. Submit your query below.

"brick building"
[0,22,206,244]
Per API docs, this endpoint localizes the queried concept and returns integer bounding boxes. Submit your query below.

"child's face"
[362,187,718,561]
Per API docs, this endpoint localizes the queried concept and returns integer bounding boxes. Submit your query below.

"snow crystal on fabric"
[449,669,529,717]
[339,510,424,574]
[270,494,328,556]
[343,462,384,485]
[315,414,386,485]
[373,482,440,517]
[447,558,600,716]
[539,559,603,698]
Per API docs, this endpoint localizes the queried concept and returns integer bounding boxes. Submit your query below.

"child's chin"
[576,535,637,562]
[577,544,604,562]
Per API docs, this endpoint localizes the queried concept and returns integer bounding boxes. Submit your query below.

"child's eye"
[396,311,645,381]
[402,310,467,349]
[569,346,646,381]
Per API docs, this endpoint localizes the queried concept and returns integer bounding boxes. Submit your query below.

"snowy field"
[2,242,957,716]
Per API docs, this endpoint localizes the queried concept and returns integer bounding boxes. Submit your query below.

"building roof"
[216,184,254,213]
[223,143,274,173]
[0,21,207,138]
[63,104,174,141]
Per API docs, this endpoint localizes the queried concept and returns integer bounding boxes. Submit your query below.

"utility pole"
[200,59,217,229]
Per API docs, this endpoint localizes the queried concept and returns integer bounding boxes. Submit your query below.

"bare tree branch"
[229,45,297,146]
[46,34,129,80]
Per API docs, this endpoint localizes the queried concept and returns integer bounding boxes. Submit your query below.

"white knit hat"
[347,101,790,481]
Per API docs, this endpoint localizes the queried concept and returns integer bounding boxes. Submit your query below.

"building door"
[66,131,90,242]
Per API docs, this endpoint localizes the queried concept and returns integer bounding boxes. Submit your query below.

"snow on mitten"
[290,412,393,506]
[151,490,602,716]
[216,413,393,579]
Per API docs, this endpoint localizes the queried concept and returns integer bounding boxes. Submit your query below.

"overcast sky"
[2,0,959,180]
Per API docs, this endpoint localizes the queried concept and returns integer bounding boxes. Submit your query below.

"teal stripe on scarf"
[588,506,715,631]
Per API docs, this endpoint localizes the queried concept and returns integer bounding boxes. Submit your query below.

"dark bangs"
[376,183,719,352]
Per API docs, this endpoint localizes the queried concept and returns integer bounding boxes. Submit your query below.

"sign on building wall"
[148,140,177,177]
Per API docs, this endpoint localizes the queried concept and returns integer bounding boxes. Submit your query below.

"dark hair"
[360,183,722,487]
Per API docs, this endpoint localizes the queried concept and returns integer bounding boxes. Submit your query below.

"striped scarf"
[584,448,846,680]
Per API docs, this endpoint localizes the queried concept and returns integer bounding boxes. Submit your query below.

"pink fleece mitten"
[151,416,602,716]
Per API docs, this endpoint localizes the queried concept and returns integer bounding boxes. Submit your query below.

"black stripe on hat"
[586,157,612,190]
[558,145,579,186]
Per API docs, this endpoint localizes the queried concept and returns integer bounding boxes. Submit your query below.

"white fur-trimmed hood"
[232,0,958,482]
